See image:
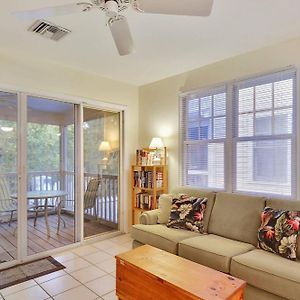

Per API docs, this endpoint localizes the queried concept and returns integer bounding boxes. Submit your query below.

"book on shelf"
[134,170,164,189]
[136,149,154,166]
[156,171,163,188]
[136,148,166,166]
[135,193,154,210]
[134,170,153,188]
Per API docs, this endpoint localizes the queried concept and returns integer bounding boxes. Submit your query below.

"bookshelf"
[132,148,168,224]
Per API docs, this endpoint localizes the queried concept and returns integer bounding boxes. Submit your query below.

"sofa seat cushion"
[245,285,286,300]
[231,249,300,300]
[131,224,200,254]
[178,234,255,273]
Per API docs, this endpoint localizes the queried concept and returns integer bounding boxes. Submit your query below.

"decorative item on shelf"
[135,138,167,166]
[149,137,164,165]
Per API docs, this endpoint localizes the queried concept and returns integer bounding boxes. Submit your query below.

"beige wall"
[0,50,139,231]
[139,37,300,191]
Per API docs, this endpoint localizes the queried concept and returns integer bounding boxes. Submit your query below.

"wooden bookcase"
[132,148,168,224]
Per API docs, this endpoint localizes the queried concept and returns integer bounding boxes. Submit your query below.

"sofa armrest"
[139,209,159,225]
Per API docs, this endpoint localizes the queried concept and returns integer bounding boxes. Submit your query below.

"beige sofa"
[131,187,300,300]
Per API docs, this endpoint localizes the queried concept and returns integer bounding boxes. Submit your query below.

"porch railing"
[1,171,118,225]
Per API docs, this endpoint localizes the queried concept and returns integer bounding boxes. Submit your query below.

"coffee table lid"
[116,245,246,299]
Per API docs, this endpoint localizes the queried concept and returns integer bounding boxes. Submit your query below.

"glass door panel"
[0,91,18,264]
[27,96,75,255]
[83,108,120,238]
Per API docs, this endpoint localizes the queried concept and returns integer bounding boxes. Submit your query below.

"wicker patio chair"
[84,178,101,218]
[0,176,17,226]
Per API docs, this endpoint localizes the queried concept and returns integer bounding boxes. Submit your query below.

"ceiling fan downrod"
[105,0,119,18]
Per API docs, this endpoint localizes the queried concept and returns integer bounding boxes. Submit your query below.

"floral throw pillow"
[166,195,207,233]
[258,207,300,260]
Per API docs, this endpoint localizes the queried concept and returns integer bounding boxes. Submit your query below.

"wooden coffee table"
[116,245,246,300]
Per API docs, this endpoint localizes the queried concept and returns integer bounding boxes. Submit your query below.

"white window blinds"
[180,68,297,198]
[180,86,226,189]
[233,69,296,196]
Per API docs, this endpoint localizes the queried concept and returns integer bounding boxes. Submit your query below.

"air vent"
[28,20,71,41]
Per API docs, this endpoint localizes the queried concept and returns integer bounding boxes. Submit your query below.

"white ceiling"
[1,0,300,86]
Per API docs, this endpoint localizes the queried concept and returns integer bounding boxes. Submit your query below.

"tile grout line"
[64,243,120,299]
[39,253,115,298]
[34,270,67,285]
[37,273,82,299]
[34,281,54,300]
[0,280,37,299]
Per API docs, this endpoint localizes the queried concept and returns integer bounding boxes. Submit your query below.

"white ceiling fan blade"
[108,16,135,56]
[14,3,90,21]
[134,0,214,17]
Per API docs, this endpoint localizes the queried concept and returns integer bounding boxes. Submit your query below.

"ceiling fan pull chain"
[76,2,94,12]
[131,0,144,13]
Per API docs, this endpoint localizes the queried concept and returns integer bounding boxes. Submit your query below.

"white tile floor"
[0,234,133,300]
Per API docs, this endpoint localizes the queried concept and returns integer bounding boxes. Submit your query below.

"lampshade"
[99,141,111,151]
[149,137,164,149]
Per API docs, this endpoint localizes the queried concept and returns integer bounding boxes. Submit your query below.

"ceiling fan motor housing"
[105,0,119,18]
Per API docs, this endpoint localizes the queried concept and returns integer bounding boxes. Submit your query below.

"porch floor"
[0,214,115,264]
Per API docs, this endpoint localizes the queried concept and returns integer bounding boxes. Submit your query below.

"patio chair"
[0,176,17,226]
[84,178,101,218]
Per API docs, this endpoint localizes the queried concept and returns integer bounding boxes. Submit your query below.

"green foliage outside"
[27,123,60,172]
[0,121,74,173]
[0,120,17,173]
[83,118,104,174]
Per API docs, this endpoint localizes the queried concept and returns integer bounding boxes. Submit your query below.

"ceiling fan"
[14,0,214,56]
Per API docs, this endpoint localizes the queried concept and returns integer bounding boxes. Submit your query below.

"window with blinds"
[180,86,226,189]
[233,69,296,196]
[180,68,296,198]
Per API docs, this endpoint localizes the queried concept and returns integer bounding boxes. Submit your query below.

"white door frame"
[17,92,27,262]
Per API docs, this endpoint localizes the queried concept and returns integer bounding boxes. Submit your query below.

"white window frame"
[179,67,297,199]
[179,85,227,190]
[232,69,297,198]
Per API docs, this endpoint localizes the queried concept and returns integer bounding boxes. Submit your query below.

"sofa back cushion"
[171,187,216,233]
[157,194,174,224]
[208,192,266,246]
[267,198,300,259]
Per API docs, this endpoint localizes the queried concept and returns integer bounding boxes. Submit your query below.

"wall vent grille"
[28,20,71,41]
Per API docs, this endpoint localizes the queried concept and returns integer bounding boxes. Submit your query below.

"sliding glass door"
[83,108,120,238]
[0,89,123,268]
[26,96,76,255]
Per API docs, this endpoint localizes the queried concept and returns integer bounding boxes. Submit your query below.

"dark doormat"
[0,256,65,289]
